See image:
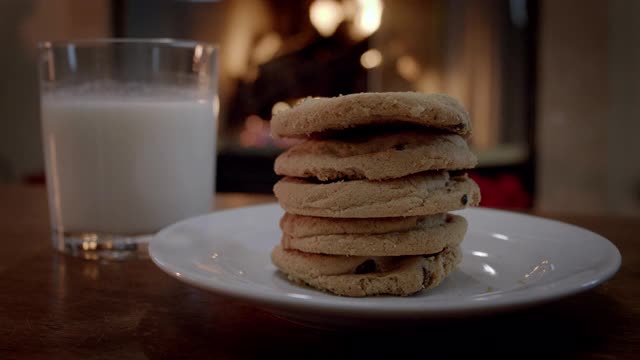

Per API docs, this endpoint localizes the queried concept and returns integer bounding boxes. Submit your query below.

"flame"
[252,32,282,65]
[310,0,344,37]
[360,49,382,69]
[396,55,420,81]
[351,0,383,39]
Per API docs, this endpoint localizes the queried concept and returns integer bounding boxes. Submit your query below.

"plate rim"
[149,204,622,317]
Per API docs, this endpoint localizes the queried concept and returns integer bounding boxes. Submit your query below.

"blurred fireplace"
[118,0,537,208]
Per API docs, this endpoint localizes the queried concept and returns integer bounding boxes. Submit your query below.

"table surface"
[0,184,638,358]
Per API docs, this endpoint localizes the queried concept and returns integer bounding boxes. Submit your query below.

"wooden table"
[0,185,638,358]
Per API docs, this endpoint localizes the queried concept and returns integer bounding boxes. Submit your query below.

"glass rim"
[37,38,217,51]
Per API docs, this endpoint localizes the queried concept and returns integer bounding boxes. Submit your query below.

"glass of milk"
[38,39,218,260]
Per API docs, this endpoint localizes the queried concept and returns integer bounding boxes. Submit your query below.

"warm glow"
[239,115,270,147]
[360,49,382,69]
[81,236,97,251]
[352,0,383,39]
[396,55,420,81]
[82,234,98,242]
[310,0,344,37]
[246,115,264,132]
[83,253,99,260]
[272,101,291,115]
[415,69,441,94]
[221,0,273,78]
[252,32,282,65]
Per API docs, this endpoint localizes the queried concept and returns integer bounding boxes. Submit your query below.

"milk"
[42,93,216,234]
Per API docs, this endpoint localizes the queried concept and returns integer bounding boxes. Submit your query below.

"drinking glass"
[38,39,218,260]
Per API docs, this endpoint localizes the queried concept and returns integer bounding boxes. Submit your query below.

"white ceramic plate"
[149,204,620,323]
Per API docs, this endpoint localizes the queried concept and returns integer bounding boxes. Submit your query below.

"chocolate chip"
[393,143,407,151]
[461,194,468,205]
[354,259,377,274]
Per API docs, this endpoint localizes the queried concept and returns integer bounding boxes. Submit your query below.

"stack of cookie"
[270,92,480,297]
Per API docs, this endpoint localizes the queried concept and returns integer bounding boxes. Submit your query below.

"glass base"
[53,231,151,261]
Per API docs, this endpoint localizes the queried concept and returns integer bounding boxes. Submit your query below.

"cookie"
[271,93,471,139]
[273,171,480,218]
[274,132,477,181]
[282,214,466,256]
[280,213,446,237]
[271,245,462,296]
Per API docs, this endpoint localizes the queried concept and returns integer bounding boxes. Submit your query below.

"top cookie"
[270,92,471,138]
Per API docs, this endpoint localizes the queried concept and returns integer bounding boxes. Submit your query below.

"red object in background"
[469,173,531,209]
[23,172,45,185]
